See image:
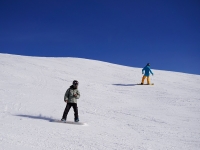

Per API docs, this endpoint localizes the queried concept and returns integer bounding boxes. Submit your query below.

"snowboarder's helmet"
[73,80,79,86]
[147,63,150,66]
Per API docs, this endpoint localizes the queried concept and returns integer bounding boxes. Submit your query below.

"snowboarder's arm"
[64,89,69,102]
[74,90,80,99]
[142,67,145,74]
[150,69,154,75]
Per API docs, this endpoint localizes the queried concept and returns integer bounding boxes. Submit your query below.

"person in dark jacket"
[141,63,154,85]
[61,80,80,122]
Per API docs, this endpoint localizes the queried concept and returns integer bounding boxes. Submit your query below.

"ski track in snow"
[0,53,200,150]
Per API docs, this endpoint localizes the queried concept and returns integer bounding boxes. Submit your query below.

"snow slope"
[0,53,200,150]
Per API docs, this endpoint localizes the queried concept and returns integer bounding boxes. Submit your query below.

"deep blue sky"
[0,0,200,74]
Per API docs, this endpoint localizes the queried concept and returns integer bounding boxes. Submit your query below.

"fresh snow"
[0,53,200,150]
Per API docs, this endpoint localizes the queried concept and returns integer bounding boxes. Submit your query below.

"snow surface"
[0,53,200,150]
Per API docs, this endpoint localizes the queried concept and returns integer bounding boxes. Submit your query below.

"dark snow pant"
[62,103,79,120]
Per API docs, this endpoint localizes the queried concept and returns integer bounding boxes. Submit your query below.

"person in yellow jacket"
[141,63,154,85]
[61,80,80,122]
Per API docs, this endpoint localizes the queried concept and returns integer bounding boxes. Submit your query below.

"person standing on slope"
[61,80,80,122]
[141,63,154,85]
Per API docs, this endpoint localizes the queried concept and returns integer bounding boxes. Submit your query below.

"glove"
[64,100,68,103]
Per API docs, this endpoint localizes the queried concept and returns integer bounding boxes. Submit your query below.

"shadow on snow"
[15,114,55,122]
[15,114,87,126]
[112,84,137,86]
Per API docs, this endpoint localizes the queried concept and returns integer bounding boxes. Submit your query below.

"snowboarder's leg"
[147,76,150,84]
[141,75,146,84]
[72,103,79,121]
[62,103,72,120]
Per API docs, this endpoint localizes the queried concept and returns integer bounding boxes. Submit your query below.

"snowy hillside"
[0,53,200,150]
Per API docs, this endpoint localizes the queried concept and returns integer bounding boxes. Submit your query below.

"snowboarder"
[61,80,80,122]
[141,63,154,85]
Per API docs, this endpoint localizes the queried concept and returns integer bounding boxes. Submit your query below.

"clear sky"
[0,0,200,75]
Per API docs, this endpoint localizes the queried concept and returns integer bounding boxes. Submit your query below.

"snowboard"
[52,119,87,126]
[137,83,154,85]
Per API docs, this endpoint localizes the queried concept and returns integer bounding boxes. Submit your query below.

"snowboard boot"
[74,118,79,122]
[61,119,66,122]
